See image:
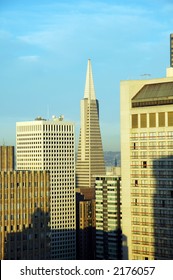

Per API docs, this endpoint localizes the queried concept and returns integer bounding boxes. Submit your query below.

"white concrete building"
[121,67,173,260]
[16,116,76,259]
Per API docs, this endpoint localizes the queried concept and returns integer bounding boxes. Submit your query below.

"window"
[140,113,147,128]
[142,161,147,168]
[132,114,138,128]
[158,112,165,127]
[168,112,173,126]
[135,180,138,186]
[149,113,156,127]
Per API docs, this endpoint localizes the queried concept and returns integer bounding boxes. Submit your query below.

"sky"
[0,0,173,151]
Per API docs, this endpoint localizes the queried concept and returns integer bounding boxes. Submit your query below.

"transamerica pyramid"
[76,59,106,189]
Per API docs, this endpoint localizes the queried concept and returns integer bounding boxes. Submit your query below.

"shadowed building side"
[0,170,50,260]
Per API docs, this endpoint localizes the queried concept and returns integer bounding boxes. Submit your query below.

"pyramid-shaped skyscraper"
[76,59,106,189]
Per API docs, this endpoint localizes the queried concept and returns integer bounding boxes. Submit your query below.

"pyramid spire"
[76,60,105,189]
[84,59,96,100]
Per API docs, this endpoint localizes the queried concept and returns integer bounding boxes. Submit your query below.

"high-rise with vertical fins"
[76,59,106,190]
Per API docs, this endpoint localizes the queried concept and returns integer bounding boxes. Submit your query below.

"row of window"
[131,131,173,138]
[17,124,74,133]
[132,112,173,128]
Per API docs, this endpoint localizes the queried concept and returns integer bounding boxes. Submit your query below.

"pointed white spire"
[84,59,96,100]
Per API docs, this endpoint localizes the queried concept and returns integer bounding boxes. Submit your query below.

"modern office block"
[0,170,50,260]
[0,146,14,171]
[95,173,122,260]
[121,68,173,260]
[16,116,76,259]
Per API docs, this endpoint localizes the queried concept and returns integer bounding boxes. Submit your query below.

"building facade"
[0,170,50,260]
[0,146,14,171]
[95,172,122,260]
[16,116,76,259]
[121,68,173,260]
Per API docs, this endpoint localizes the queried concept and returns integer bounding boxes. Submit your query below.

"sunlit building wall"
[121,68,173,260]
[0,146,14,171]
[16,116,76,259]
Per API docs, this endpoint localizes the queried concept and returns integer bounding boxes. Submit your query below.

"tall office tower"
[121,68,173,260]
[0,146,14,171]
[16,116,76,259]
[0,170,50,260]
[170,34,173,67]
[95,169,122,260]
[76,60,105,259]
[76,59,106,190]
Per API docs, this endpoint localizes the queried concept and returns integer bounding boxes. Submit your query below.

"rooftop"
[132,81,173,108]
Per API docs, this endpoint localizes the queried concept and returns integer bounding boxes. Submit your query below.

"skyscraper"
[76,59,105,259]
[76,59,105,189]
[16,116,76,259]
[121,68,173,260]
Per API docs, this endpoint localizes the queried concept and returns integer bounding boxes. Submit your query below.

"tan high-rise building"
[16,116,76,259]
[0,146,14,171]
[121,67,173,260]
[76,59,106,190]
[0,170,50,260]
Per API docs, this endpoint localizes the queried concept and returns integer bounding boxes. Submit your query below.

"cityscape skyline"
[1,0,173,151]
[1,2,173,260]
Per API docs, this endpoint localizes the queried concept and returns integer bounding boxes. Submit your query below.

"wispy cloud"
[18,55,39,62]
[0,29,12,39]
[15,1,164,51]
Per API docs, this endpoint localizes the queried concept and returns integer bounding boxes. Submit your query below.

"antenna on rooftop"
[141,74,151,79]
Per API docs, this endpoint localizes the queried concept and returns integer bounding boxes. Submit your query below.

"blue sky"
[0,0,173,151]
